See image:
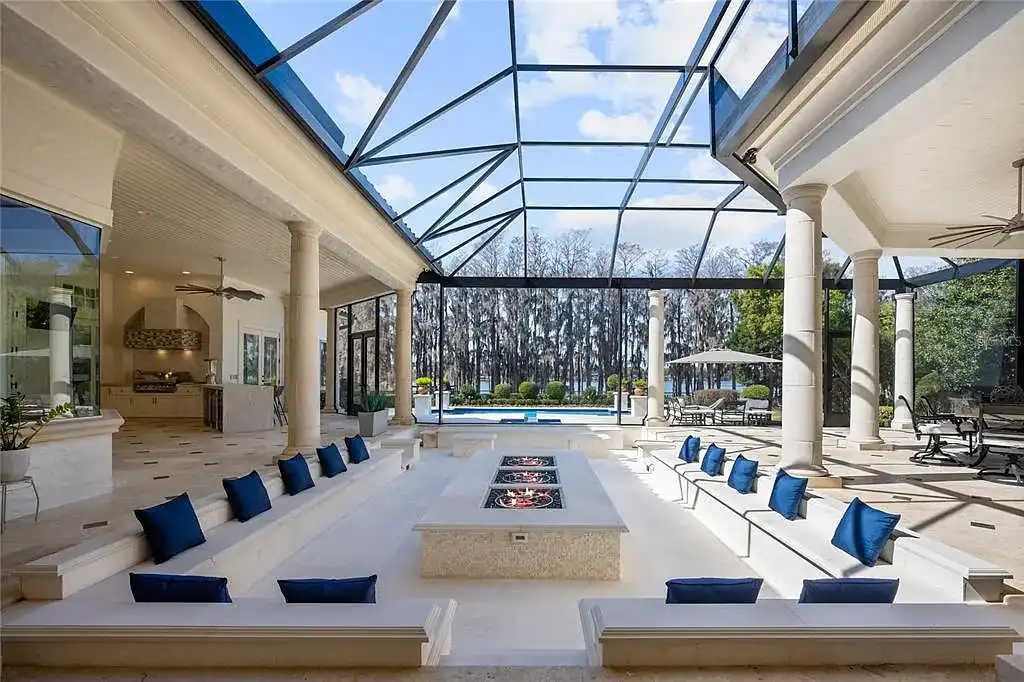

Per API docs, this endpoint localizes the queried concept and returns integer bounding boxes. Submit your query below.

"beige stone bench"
[452,432,497,458]
[383,435,421,469]
[15,445,404,601]
[646,448,1012,603]
[568,432,612,458]
[579,598,1019,668]
[1,597,457,668]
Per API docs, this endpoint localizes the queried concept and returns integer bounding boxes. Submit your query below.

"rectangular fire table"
[412,450,628,580]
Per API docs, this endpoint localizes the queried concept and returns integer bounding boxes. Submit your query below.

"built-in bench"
[568,432,613,457]
[382,433,421,469]
[646,447,1012,603]
[2,597,457,668]
[16,443,404,601]
[579,598,1019,668]
[452,432,497,458]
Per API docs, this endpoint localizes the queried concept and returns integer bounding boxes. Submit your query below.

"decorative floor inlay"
[143,460,158,465]
[493,468,560,485]
[499,455,555,468]
[152,475,170,480]
[81,521,108,530]
[971,521,996,530]
[203,462,219,466]
[484,486,563,509]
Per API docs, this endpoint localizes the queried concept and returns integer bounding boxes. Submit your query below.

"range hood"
[123,298,202,350]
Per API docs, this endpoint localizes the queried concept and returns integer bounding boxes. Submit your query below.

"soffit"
[109,136,362,294]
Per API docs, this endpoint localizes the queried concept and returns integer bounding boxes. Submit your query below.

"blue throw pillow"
[799,578,899,604]
[726,455,759,494]
[700,444,726,476]
[222,470,272,522]
[831,497,901,567]
[344,435,371,464]
[278,575,377,603]
[134,492,206,564]
[278,454,315,495]
[315,443,348,477]
[768,470,808,520]
[665,577,763,604]
[678,435,701,463]
[130,572,231,603]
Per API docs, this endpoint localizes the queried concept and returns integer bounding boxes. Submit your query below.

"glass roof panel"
[238,0,354,53]
[520,144,644,179]
[615,209,711,265]
[712,2,789,99]
[525,180,627,208]
[284,1,442,154]
[630,181,743,209]
[518,72,679,144]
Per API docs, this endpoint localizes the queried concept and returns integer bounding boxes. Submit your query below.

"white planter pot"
[1,448,32,483]
[358,410,389,437]
[413,394,432,420]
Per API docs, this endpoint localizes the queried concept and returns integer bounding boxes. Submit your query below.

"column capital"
[851,249,883,262]
[648,289,665,302]
[894,291,916,302]
[782,183,828,205]
[287,221,322,238]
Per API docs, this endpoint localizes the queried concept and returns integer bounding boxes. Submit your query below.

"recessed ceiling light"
[181,271,191,275]
[124,270,134,275]
[136,210,146,215]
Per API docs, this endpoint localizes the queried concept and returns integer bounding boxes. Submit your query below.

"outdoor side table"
[1,476,40,527]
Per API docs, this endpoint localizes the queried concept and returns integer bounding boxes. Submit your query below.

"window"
[1,195,101,414]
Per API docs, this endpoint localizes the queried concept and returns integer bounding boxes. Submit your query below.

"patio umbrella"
[668,348,780,364]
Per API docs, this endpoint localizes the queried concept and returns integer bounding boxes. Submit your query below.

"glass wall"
[332,294,396,415]
[1,195,101,415]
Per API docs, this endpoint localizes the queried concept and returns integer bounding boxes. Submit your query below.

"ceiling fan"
[175,257,266,301]
[928,157,1024,248]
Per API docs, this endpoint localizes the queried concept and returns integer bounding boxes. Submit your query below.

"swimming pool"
[444,406,619,416]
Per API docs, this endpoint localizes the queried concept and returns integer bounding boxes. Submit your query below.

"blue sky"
[233,0,942,277]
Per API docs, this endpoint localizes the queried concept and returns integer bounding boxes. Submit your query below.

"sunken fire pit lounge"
[413,450,628,579]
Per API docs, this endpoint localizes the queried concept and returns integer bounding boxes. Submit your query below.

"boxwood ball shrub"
[544,381,566,401]
[740,384,770,401]
[519,381,539,399]
[493,382,513,399]
[458,384,479,400]
[606,374,619,391]
[878,405,894,428]
[581,386,599,404]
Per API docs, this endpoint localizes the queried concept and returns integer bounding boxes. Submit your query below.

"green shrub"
[510,392,524,402]
[740,384,770,401]
[606,374,619,391]
[581,386,599,404]
[693,388,739,406]
[458,384,479,400]
[879,405,894,428]
[519,381,538,399]
[493,382,513,399]
[544,381,566,401]
[415,376,432,387]
[633,379,647,390]
[360,391,388,412]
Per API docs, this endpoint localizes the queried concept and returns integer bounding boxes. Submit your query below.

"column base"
[391,415,414,426]
[890,419,915,432]
[841,438,895,452]
[780,463,840,487]
[646,417,668,427]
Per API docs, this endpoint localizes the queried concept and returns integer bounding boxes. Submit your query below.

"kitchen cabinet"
[101,386,204,419]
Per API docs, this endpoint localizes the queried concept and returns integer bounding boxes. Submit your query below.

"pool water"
[444,406,618,416]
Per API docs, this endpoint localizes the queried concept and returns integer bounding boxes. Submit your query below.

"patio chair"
[900,395,965,465]
[718,401,746,426]
[273,385,287,427]
[744,398,772,425]
[972,406,1024,486]
[683,397,724,425]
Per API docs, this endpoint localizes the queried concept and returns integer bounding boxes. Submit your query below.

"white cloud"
[577,110,654,141]
[377,174,417,201]
[468,181,499,206]
[334,72,385,125]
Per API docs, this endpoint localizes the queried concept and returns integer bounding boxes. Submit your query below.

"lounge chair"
[901,395,967,465]
[718,400,746,426]
[744,398,772,425]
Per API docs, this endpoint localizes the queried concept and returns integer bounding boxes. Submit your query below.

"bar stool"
[1,476,40,528]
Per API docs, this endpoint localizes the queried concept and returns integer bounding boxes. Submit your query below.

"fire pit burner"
[484,487,564,510]
[493,469,560,485]
[499,455,556,468]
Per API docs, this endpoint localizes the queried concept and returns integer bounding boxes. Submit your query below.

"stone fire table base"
[419,528,621,580]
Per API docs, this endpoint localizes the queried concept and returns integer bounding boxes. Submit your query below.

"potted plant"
[358,391,389,437]
[1,393,73,483]
[633,379,647,396]
[415,377,432,395]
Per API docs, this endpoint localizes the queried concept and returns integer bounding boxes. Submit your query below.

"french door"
[242,329,280,386]
[346,331,376,414]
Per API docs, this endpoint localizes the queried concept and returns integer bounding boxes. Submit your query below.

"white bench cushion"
[1,597,457,668]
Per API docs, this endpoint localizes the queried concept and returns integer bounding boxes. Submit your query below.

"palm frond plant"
[360,391,389,413]
[1,393,73,451]
[357,391,389,437]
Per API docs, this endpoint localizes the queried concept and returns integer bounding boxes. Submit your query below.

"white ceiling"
[856,7,1024,228]
[109,136,363,293]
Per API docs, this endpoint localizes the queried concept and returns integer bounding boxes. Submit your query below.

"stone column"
[780,184,829,478]
[646,290,667,426]
[848,250,885,447]
[324,308,337,412]
[282,222,322,456]
[393,288,414,425]
[891,292,916,431]
[49,286,73,409]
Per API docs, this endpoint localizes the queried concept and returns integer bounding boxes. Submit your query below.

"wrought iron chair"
[971,406,1024,486]
[900,395,966,465]
[718,400,747,426]
[273,385,287,427]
